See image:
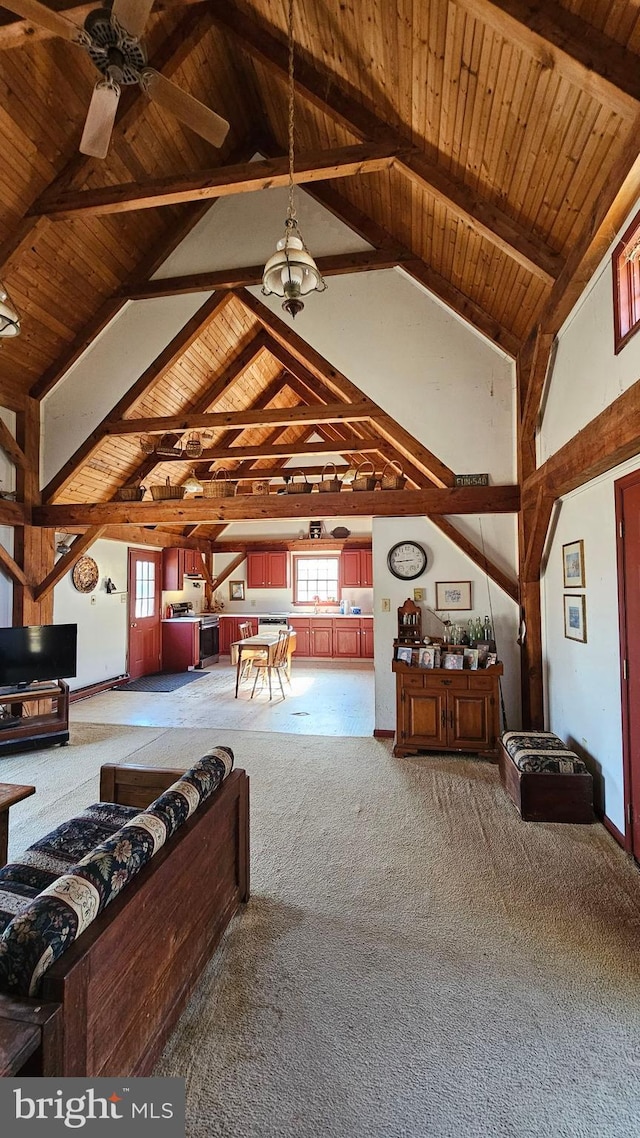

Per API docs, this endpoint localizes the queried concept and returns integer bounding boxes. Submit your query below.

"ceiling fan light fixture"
[0,283,21,338]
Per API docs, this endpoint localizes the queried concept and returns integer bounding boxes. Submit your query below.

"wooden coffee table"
[0,782,35,868]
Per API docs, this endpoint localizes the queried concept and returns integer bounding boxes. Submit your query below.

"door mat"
[121,672,207,693]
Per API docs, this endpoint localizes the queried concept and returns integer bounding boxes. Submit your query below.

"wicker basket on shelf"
[202,469,236,498]
[184,432,203,458]
[351,461,377,492]
[380,460,407,490]
[150,477,186,501]
[287,470,313,494]
[116,484,145,502]
[317,462,342,493]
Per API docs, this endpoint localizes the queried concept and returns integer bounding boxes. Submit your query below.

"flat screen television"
[0,624,77,689]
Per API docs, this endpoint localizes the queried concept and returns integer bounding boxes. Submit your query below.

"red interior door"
[616,471,640,855]
[127,549,162,680]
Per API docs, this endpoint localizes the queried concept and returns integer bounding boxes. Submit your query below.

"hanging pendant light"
[184,469,203,494]
[262,0,326,319]
[0,283,21,338]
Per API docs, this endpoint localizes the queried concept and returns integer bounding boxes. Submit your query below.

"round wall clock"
[387,541,428,580]
[72,555,99,593]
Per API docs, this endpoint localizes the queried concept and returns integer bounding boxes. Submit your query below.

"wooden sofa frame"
[0,762,249,1076]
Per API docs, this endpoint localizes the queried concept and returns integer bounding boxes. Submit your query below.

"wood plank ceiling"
[1,0,639,536]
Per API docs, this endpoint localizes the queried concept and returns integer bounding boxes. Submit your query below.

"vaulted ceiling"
[2,0,640,532]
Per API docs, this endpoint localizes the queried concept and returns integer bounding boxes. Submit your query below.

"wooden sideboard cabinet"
[392,661,503,758]
[0,681,70,756]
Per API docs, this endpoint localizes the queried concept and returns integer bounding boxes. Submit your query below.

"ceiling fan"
[3,0,231,158]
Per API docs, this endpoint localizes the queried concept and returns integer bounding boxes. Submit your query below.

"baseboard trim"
[601,812,626,849]
[69,675,129,703]
[373,729,395,738]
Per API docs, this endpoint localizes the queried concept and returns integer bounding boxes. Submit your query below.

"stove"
[168,602,219,665]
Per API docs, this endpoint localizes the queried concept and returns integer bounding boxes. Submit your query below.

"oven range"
[168,602,219,666]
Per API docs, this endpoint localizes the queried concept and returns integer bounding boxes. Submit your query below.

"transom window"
[293,556,339,604]
[613,208,640,353]
[135,559,156,619]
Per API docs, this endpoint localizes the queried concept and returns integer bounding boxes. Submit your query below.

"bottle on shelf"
[483,615,493,641]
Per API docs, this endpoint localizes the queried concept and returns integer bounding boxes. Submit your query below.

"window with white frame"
[134,559,156,619]
[293,555,340,603]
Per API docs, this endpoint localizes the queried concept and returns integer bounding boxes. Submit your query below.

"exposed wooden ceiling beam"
[108,402,375,436]
[163,438,381,463]
[304,182,520,357]
[0,6,215,279]
[0,500,26,526]
[0,543,31,590]
[34,485,520,527]
[520,328,555,440]
[211,539,371,552]
[43,291,232,503]
[34,144,399,220]
[212,553,246,591]
[463,0,640,120]
[524,377,640,506]
[429,517,519,603]
[0,419,26,471]
[210,1,563,284]
[121,249,411,299]
[33,527,106,602]
[59,525,212,552]
[238,293,458,488]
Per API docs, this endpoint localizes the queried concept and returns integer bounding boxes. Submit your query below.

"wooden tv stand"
[0,681,70,756]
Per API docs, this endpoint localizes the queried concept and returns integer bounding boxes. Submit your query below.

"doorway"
[127,549,161,680]
[616,469,640,857]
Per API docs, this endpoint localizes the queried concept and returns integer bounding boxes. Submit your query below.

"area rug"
[120,672,207,692]
[5,724,640,1138]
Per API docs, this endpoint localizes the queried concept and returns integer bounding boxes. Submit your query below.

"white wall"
[541,459,640,833]
[53,539,130,690]
[372,515,520,734]
[538,190,640,835]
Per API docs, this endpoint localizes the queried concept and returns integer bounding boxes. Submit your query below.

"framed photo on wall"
[229,580,245,601]
[564,594,587,642]
[562,540,585,588]
[435,581,472,611]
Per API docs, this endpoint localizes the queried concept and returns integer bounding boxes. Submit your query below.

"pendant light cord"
[479,518,508,731]
[286,0,297,226]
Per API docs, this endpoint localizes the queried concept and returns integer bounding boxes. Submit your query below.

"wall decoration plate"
[72,555,99,593]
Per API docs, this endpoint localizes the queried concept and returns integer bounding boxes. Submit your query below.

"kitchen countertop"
[219,612,374,619]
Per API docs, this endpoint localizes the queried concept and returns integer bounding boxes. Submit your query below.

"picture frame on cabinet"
[229,580,245,601]
[435,581,472,610]
[562,539,585,588]
[395,646,414,665]
[564,594,587,642]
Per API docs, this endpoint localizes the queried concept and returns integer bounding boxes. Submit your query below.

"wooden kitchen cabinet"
[309,619,333,657]
[392,662,503,757]
[340,549,373,588]
[360,620,374,658]
[219,616,259,655]
[162,547,204,590]
[162,621,200,671]
[333,618,362,658]
[288,617,310,656]
[247,552,289,589]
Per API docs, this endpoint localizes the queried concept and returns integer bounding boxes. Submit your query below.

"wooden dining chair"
[236,620,267,683]
[250,629,290,701]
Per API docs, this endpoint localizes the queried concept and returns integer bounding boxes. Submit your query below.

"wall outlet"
[120,593,127,603]
[381,597,391,612]
[251,599,256,607]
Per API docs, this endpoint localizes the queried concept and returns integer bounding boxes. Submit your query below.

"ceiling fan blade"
[79,82,121,159]
[2,0,83,41]
[111,0,155,39]
[142,70,230,149]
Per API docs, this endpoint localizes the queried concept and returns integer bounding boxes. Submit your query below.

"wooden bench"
[498,731,594,823]
[0,760,249,1076]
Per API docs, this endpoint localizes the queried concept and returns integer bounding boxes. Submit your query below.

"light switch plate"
[381,598,391,612]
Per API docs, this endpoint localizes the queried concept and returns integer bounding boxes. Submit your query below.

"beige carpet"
[6,724,640,1137]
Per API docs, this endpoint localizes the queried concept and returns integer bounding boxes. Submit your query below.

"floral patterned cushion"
[0,746,234,997]
[501,731,587,774]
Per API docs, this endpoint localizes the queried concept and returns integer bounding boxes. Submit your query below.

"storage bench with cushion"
[0,746,249,1076]
[498,730,594,823]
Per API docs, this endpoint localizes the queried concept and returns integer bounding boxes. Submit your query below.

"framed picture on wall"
[435,581,472,610]
[562,540,585,588]
[564,594,587,642]
[229,580,245,601]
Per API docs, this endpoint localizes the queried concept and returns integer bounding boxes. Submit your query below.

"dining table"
[232,631,297,697]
